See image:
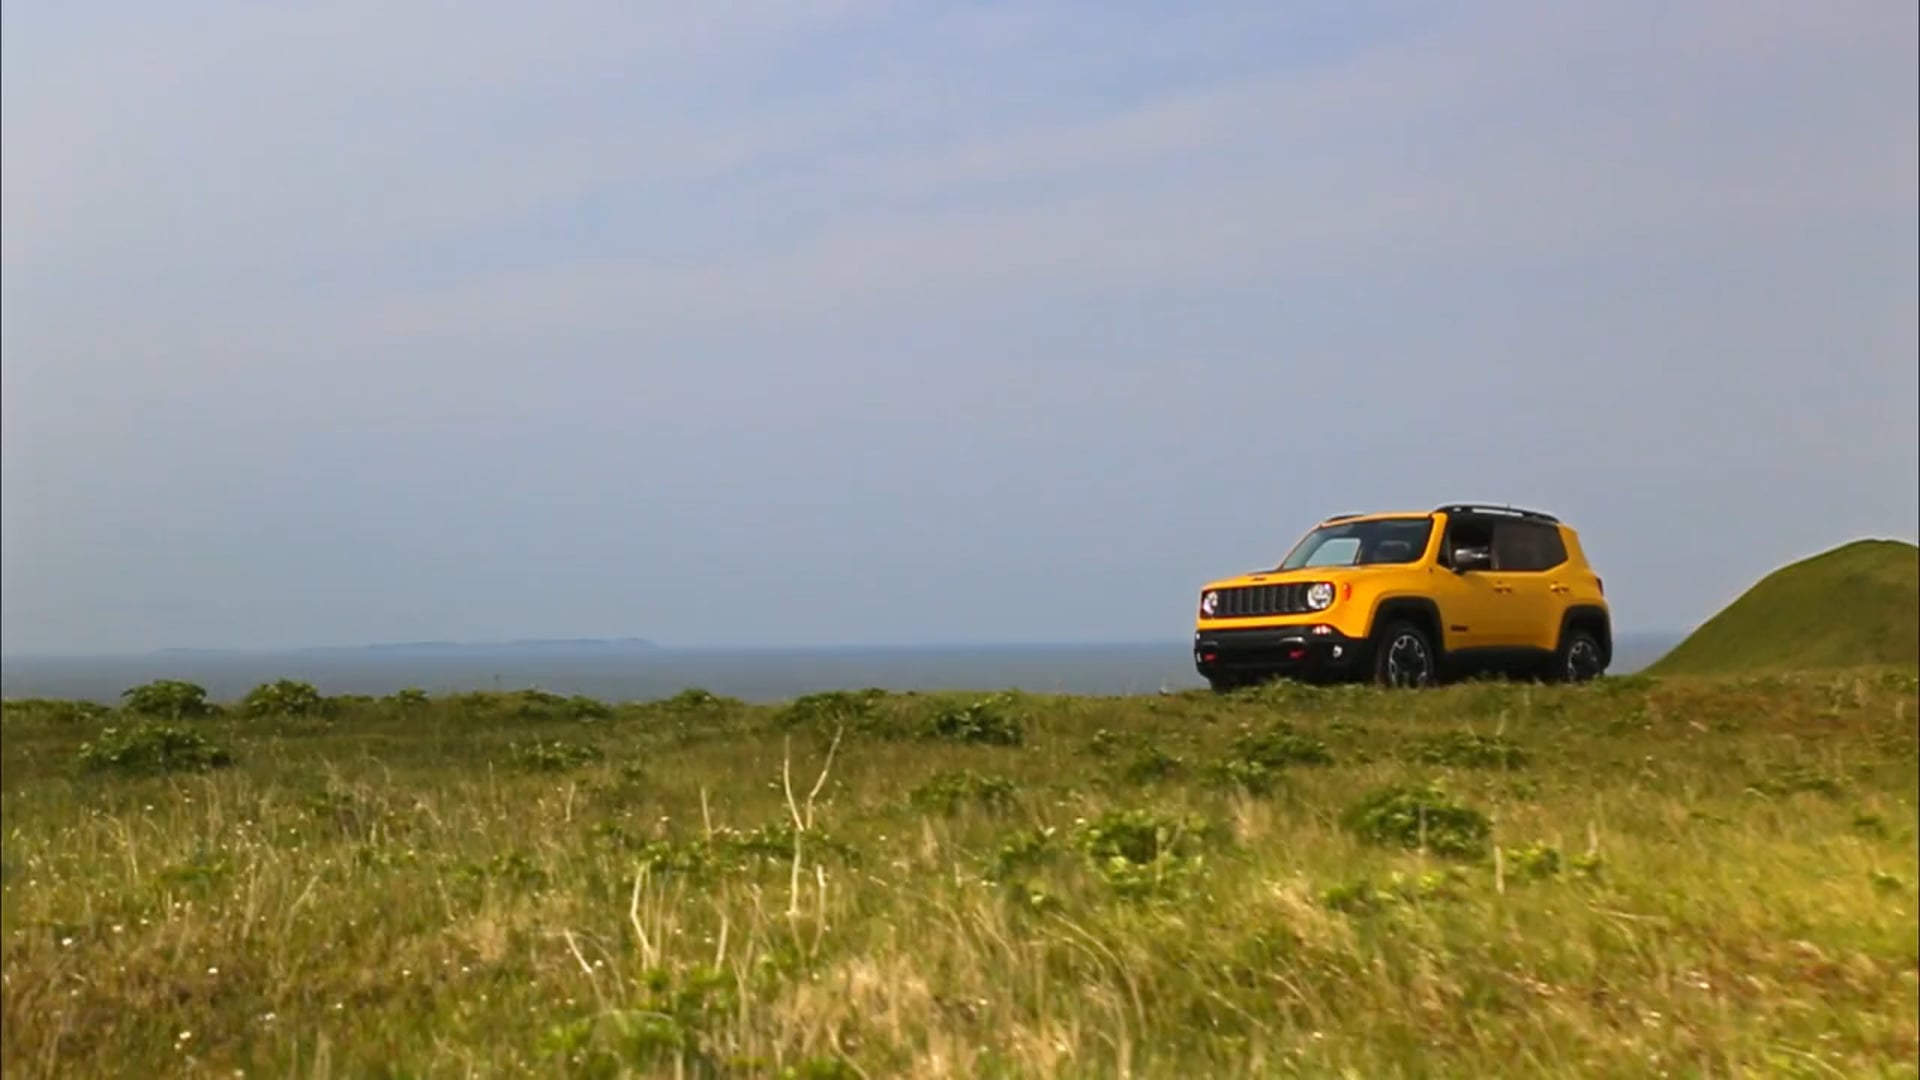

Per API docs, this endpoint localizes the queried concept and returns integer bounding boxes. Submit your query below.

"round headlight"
[1200,590,1220,617]
[1306,582,1335,610]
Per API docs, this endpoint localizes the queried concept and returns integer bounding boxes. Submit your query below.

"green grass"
[3,670,1917,1077]
[1650,538,1920,676]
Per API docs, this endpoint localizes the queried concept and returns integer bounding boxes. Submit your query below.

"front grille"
[1214,583,1313,618]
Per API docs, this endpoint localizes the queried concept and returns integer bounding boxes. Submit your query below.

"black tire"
[1553,627,1607,684]
[1372,621,1438,689]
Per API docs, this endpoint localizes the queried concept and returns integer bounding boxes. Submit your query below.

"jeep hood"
[1203,566,1376,592]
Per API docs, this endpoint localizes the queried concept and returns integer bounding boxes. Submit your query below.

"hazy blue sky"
[3,1,1915,654]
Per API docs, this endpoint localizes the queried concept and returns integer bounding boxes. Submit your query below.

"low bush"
[1118,745,1186,783]
[1413,731,1529,769]
[777,689,888,731]
[926,693,1024,746]
[77,723,234,776]
[1074,808,1225,899]
[241,679,328,719]
[1230,724,1334,767]
[0,698,111,725]
[1341,781,1492,859]
[909,769,1019,815]
[508,739,603,772]
[119,679,215,720]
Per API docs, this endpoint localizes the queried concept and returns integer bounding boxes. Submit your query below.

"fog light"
[1310,625,1332,636]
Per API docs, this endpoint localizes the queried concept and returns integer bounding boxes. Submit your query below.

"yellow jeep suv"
[1193,505,1611,691]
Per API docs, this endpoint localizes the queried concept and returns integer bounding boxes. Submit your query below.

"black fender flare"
[1368,596,1448,654]
[1557,605,1612,663]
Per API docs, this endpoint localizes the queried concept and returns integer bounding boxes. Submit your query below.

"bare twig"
[781,727,846,918]
[782,736,803,832]
[804,727,845,830]
[810,864,830,959]
[562,929,596,980]
[629,863,657,967]
[788,830,805,919]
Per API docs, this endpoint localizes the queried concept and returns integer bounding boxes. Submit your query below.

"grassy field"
[2,670,1917,1078]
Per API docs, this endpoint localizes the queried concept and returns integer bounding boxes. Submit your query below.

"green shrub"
[927,693,1024,746]
[909,769,1019,814]
[1323,868,1470,914]
[1205,723,1333,794]
[240,678,328,719]
[1341,782,1492,859]
[77,723,234,776]
[779,1058,862,1080]
[1119,745,1186,783]
[624,822,861,881]
[538,965,738,1074]
[1501,841,1563,881]
[385,687,431,710]
[1231,724,1334,767]
[1074,808,1224,899]
[778,689,887,730]
[565,695,613,722]
[659,688,739,712]
[1207,756,1282,796]
[1748,763,1846,799]
[0,698,110,725]
[1413,731,1529,769]
[508,739,603,771]
[989,826,1063,881]
[119,680,214,720]
[453,851,550,894]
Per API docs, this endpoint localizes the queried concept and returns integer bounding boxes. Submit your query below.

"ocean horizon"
[1,634,1684,705]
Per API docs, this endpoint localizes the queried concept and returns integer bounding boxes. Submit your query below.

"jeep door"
[1490,519,1572,651]
[1429,514,1508,652]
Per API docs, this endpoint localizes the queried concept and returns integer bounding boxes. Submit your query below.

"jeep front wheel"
[1372,622,1437,689]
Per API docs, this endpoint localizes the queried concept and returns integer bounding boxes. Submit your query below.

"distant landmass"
[8,634,1688,705]
[1647,538,1919,676]
[155,637,662,657]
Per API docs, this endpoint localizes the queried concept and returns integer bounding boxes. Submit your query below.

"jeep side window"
[1443,519,1494,568]
[1492,520,1568,571]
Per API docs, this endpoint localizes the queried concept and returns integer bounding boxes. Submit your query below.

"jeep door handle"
[1549,583,1570,594]
[1492,583,1513,593]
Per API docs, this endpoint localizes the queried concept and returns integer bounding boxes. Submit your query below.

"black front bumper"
[1194,625,1368,682]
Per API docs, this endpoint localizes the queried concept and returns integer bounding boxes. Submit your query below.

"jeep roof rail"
[1433,503,1561,524]
[1321,512,1365,523]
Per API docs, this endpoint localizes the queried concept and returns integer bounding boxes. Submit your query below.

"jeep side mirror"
[1452,545,1493,573]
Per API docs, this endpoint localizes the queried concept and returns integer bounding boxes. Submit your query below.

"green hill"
[1648,538,1919,676]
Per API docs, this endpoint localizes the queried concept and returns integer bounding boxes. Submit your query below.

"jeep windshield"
[1276,517,1434,571]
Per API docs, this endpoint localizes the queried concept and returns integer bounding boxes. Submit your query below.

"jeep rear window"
[1277,518,1434,571]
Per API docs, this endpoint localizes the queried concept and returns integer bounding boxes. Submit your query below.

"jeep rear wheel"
[1554,628,1606,684]
[1372,621,1437,689]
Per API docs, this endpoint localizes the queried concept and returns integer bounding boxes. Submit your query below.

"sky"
[3,1,1916,655]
